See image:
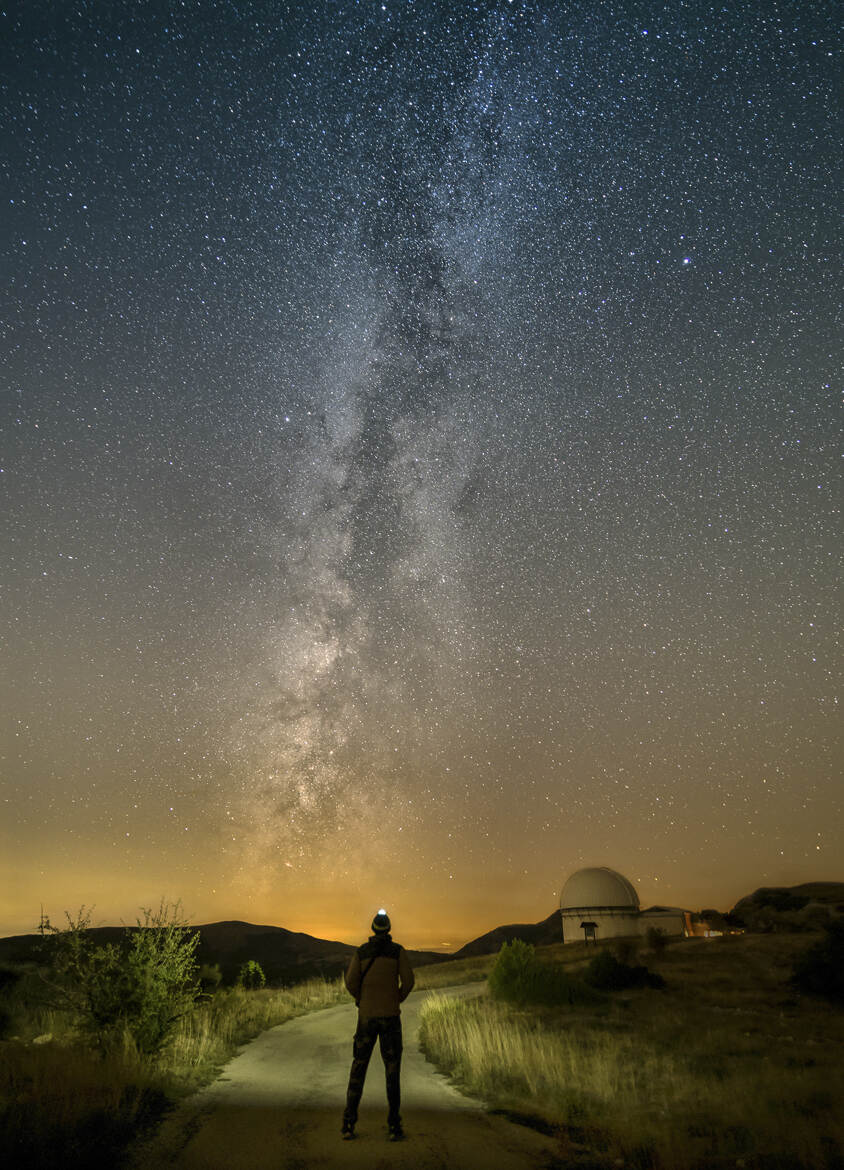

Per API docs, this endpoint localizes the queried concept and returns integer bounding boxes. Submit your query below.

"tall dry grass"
[0,1035,161,1170]
[419,934,844,1169]
[162,975,346,1085]
[0,973,348,1169]
[413,952,494,990]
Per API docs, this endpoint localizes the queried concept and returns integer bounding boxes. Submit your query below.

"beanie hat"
[371,910,391,934]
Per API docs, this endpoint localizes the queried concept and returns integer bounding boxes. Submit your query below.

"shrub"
[614,937,640,964]
[488,940,598,1006]
[237,960,266,990]
[488,939,536,1002]
[646,926,669,956]
[585,950,665,991]
[198,962,223,990]
[44,901,201,1053]
[790,919,844,1004]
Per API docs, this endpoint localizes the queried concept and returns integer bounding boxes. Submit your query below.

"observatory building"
[560,866,690,943]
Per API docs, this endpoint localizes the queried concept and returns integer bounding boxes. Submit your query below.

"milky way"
[1,2,840,946]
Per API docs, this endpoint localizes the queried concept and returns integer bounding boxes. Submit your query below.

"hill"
[451,910,561,958]
[0,920,447,985]
[733,882,844,913]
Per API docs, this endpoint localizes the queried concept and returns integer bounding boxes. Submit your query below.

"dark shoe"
[388,1125,405,1142]
[341,1121,355,1140]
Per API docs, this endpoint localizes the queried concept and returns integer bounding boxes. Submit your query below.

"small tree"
[42,906,126,1037]
[123,901,202,1051]
[44,900,200,1053]
[237,960,266,990]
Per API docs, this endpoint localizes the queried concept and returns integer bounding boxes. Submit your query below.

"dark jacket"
[344,934,415,1018]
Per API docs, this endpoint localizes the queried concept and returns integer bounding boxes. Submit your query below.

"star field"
[1,1,840,948]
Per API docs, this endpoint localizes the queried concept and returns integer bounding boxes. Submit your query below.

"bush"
[488,940,598,1006]
[585,950,665,991]
[488,939,535,1002]
[198,963,223,990]
[646,926,669,956]
[44,901,201,1053]
[614,937,640,964]
[237,960,266,990]
[790,919,844,1004]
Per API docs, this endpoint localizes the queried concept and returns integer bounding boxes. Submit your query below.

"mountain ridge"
[0,919,447,984]
[733,882,844,909]
[451,910,562,958]
[2,882,841,974]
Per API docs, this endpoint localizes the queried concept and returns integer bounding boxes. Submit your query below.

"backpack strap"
[354,955,376,1006]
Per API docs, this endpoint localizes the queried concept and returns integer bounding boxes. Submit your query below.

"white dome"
[561,867,640,912]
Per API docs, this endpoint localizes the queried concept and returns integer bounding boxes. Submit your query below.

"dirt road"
[129,986,563,1169]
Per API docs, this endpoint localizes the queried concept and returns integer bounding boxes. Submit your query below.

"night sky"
[1,1,840,949]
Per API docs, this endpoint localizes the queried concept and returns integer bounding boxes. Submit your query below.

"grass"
[418,933,844,1169]
[0,971,347,1169]
[0,944,513,1168]
[163,976,347,1087]
[414,951,497,989]
[415,938,622,989]
[7,934,842,1168]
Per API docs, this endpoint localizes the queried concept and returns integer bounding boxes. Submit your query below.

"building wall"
[639,910,689,938]
[561,910,640,943]
[561,909,689,943]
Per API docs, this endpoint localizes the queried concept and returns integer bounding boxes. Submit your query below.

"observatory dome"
[561,867,640,912]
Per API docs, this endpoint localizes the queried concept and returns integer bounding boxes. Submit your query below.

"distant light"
[378,907,387,915]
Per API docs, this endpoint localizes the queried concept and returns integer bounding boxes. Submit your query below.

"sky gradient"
[1,1,840,950]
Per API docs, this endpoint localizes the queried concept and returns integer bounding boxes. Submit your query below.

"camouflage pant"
[343,1014,403,1127]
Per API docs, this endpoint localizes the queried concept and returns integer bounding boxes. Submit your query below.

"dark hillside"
[0,920,446,985]
[452,910,561,958]
[733,882,844,913]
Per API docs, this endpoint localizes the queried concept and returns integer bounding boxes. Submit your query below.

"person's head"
[371,908,391,936]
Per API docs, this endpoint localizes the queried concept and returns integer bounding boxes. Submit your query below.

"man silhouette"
[342,909,415,1141]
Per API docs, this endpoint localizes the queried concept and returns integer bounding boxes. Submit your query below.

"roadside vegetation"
[5,907,842,1169]
[413,950,495,989]
[419,931,844,1169]
[0,904,346,1169]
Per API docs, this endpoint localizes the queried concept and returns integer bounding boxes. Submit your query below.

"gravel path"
[128,986,563,1169]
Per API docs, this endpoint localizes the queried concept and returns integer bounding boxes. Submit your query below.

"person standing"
[342,909,415,1141]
